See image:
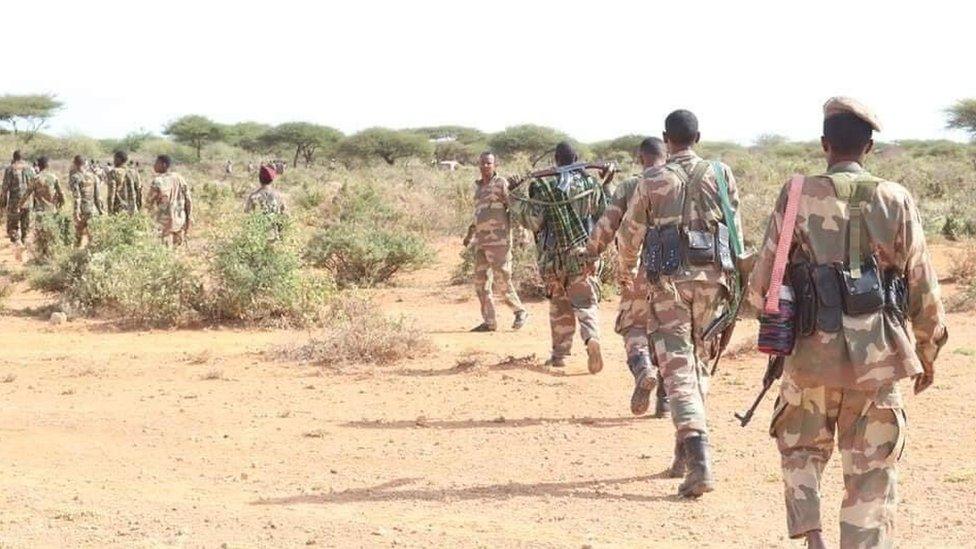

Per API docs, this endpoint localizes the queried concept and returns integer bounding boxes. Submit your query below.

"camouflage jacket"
[106,166,142,214]
[147,172,192,234]
[617,150,742,290]
[586,167,662,258]
[745,162,948,391]
[470,174,512,248]
[69,168,102,218]
[244,186,286,215]
[2,160,35,212]
[511,169,606,277]
[20,171,64,213]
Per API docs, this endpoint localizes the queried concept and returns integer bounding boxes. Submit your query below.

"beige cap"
[823,96,881,132]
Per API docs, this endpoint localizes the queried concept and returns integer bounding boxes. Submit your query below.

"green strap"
[679,160,712,228]
[829,174,880,279]
[711,161,741,257]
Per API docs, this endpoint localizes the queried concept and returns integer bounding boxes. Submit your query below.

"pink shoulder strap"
[763,175,805,314]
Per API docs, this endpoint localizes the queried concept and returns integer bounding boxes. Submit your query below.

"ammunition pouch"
[716,223,735,272]
[644,223,736,282]
[883,268,908,326]
[789,263,817,337]
[684,229,715,266]
[840,255,884,316]
[642,224,683,281]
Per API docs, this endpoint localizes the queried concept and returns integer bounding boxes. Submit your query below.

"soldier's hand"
[462,236,471,247]
[914,361,935,395]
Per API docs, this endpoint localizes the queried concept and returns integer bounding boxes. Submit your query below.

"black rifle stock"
[734,355,784,427]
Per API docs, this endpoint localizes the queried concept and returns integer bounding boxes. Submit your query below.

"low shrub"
[304,224,433,287]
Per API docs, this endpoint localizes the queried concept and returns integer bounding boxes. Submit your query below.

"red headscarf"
[259,165,277,185]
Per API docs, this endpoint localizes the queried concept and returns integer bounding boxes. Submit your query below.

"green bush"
[304,224,433,287]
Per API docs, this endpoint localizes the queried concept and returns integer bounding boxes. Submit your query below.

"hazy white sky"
[8,0,974,143]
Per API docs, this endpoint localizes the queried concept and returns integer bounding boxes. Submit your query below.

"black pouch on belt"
[684,229,715,266]
[642,227,663,283]
[660,224,682,276]
[790,263,817,337]
[812,264,843,333]
[840,255,884,315]
[715,223,735,272]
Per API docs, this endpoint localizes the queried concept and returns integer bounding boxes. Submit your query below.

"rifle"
[734,355,784,427]
[508,161,617,191]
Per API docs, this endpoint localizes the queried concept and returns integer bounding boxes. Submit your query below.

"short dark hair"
[554,141,577,166]
[823,113,872,156]
[638,137,666,158]
[156,154,172,169]
[479,150,495,159]
[114,149,128,163]
[664,110,699,146]
[37,156,49,170]
[73,154,85,165]
[12,150,22,162]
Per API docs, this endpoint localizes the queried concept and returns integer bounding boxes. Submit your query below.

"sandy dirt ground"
[0,238,973,548]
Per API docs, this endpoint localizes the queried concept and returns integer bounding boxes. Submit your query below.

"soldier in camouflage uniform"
[585,137,666,415]
[511,142,607,372]
[244,165,286,215]
[69,155,102,248]
[745,97,948,549]
[105,150,142,214]
[617,110,743,498]
[146,155,192,247]
[1,150,36,256]
[18,156,65,259]
[464,151,527,332]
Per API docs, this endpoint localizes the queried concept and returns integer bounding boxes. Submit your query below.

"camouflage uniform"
[1,160,35,244]
[69,168,102,247]
[19,170,65,257]
[147,172,192,246]
[244,186,286,215]
[746,162,948,545]
[469,174,525,329]
[105,165,142,214]
[617,151,741,441]
[512,169,606,361]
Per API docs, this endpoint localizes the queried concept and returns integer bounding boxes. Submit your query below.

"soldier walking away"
[69,155,102,248]
[146,154,192,247]
[18,156,65,259]
[244,165,286,215]
[106,150,142,214]
[585,137,667,415]
[511,142,607,372]
[616,110,745,497]
[1,150,36,260]
[465,151,527,332]
[745,97,948,549]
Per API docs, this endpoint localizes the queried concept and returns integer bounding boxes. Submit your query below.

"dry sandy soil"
[0,239,973,548]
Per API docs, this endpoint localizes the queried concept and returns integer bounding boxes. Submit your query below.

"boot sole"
[630,370,656,416]
[586,339,603,374]
[678,481,715,498]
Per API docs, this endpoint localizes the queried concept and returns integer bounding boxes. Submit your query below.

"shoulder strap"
[711,161,741,256]
[826,173,882,278]
[680,160,712,227]
[764,175,805,314]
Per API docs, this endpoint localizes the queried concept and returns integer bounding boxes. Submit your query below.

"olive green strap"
[829,174,880,279]
[680,160,712,228]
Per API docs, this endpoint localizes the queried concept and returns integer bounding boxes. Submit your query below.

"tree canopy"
[338,128,433,165]
[946,99,976,140]
[163,115,225,160]
[487,124,570,160]
[0,94,63,142]
[260,122,343,167]
[223,121,272,152]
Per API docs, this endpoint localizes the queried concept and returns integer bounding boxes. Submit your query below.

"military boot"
[653,372,669,418]
[469,322,496,333]
[512,310,528,330]
[586,338,603,374]
[667,438,686,478]
[678,434,715,498]
[627,352,655,416]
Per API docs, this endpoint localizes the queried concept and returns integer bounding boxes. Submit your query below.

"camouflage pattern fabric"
[547,271,600,359]
[745,162,948,391]
[473,245,525,329]
[2,160,35,243]
[147,172,192,237]
[19,171,64,213]
[770,377,905,545]
[244,186,286,215]
[106,166,142,214]
[69,168,102,247]
[471,174,512,248]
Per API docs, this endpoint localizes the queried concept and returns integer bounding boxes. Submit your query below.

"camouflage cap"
[823,96,881,132]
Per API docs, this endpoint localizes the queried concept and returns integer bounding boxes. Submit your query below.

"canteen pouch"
[660,224,682,276]
[883,268,908,325]
[685,229,715,266]
[716,223,735,272]
[812,264,843,333]
[790,263,817,337]
[758,286,796,356]
[840,255,885,316]
[642,227,663,282]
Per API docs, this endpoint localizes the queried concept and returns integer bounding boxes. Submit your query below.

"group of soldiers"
[464,98,948,547]
[0,150,287,258]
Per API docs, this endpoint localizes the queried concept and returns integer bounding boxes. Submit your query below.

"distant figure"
[69,155,102,248]
[19,155,65,258]
[106,150,142,214]
[437,160,460,171]
[244,165,286,215]
[146,154,192,247]
[273,159,285,175]
[247,162,255,173]
[225,160,233,175]
[1,150,37,258]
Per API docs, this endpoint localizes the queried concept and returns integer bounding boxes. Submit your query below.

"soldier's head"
[638,137,666,169]
[154,154,172,174]
[258,165,277,186]
[663,110,700,153]
[822,113,874,163]
[37,156,49,171]
[73,155,86,169]
[113,150,128,167]
[554,141,577,167]
[12,150,22,162]
[478,151,496,179]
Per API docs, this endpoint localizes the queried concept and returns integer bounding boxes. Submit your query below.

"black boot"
[667,438,685,478]
[470,322,496,332]
[678,434,714,498]
[627,352,655,416]
[654,373,669,418]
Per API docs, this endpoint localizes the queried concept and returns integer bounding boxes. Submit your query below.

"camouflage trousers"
[473,245,525,329]
[616,275,650,361]
[647,280,724,439]
[6,208,30,244]
[547,271,600,359]
[771,378,905,546]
